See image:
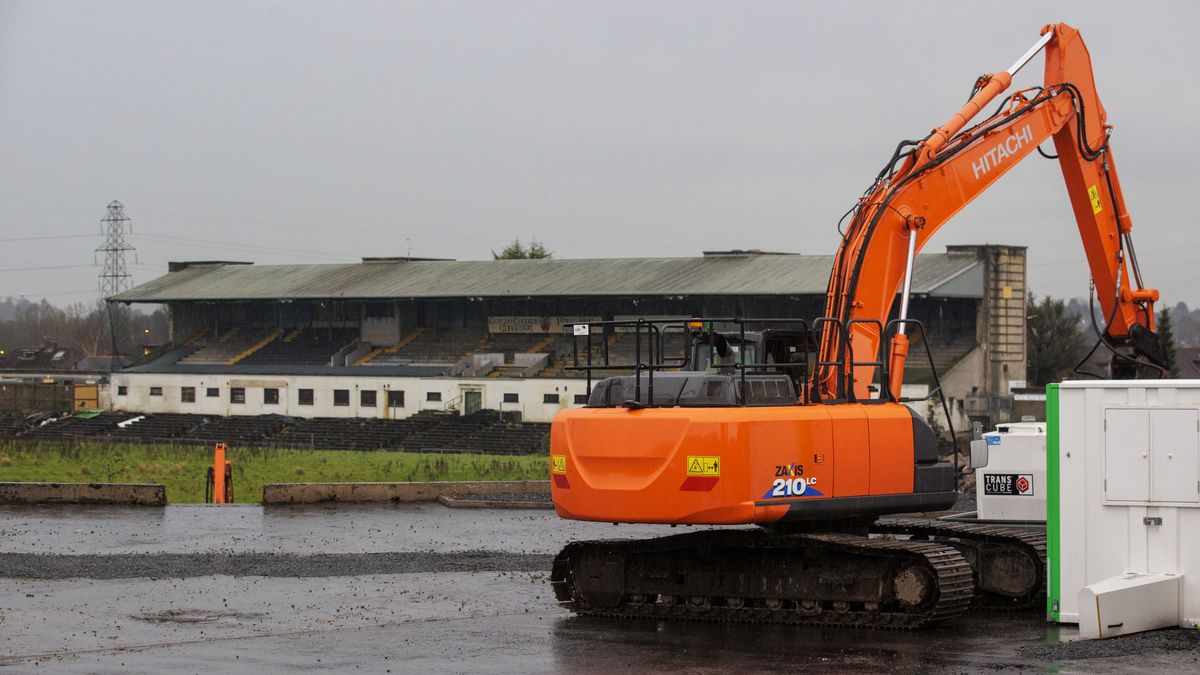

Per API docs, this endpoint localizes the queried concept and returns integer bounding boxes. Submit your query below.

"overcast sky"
[2,1,1198,308]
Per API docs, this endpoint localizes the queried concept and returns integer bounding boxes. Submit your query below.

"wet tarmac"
[2,503,1198,673]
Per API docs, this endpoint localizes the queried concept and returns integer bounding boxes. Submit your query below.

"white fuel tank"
[969,421,1046,522]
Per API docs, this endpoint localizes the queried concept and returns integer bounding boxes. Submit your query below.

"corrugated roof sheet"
[111,252,982,302]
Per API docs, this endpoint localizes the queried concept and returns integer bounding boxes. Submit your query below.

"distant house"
[0,341,81,372]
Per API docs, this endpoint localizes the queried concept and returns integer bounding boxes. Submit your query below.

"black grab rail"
[565,317,814,408]
[564,315,953,414]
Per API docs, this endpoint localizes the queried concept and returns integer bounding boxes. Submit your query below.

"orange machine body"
[551,402,937,525]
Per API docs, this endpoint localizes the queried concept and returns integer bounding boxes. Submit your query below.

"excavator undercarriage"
[872,517,1046,611]
[551,519,1044,629]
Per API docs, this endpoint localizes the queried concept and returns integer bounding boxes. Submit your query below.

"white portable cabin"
[1050,381,1200,638]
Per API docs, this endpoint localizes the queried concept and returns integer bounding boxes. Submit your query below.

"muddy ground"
[1,502,1197,673]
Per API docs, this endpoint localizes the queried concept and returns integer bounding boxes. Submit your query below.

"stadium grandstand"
[97,246,1026,432]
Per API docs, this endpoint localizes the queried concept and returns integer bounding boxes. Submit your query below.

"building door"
[73,384,99,410]
[463,390,482,415]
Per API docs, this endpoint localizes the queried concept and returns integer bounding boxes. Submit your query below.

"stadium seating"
[366,324,488,365]
[184,414,292,445]
[390,410,546,454]
[444,419,550,455]
[396,409,499,451]
[179,328,275,365]
[545,332,653,377]
[106,413,202,442]
[0,411,33,438]
[239,327,358,366]
[269,414,444,451]
[477,333,553,354]
[20,412,131,441]
[11,408,552,455]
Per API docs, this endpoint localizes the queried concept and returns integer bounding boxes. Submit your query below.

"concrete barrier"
[262,480,550,504]
[0,482,166,506]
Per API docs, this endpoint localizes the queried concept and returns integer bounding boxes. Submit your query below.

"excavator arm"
[819,23,1164,402]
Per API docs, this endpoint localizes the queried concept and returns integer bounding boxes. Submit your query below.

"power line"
[0,289,100,299]
[137,209,696,251]
[0,264,96,273]
[136,233,359,262]
[0,234,95,243]
[0,208,98,215]
[4,207,695,254]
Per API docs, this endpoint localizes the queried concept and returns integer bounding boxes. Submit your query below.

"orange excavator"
[548,23,1165,628]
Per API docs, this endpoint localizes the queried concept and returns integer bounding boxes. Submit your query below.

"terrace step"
[228,329,282,365]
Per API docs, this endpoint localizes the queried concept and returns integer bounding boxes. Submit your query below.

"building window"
[149,386,163,397]
[298,388,314,406]
[387,390,404,408]
[361,389,377,407]
[426,391,441,402]
[117,385,128,396]
[181,387,195,403]
[574,394,589,405]
[264,388,279,405]
[206,387,220,398]
[231,387,246,404]
[503,392,519,403]
[334,389,350,406]
[543,393,560,404]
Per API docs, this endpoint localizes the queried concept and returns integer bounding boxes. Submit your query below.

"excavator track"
[551,529,974,629]
[871,517,1046,610]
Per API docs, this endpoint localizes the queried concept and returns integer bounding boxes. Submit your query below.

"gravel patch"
[951,491,977,513]
[453,492,552,503]
[1019,627,1200,661]
[0,551,553,580]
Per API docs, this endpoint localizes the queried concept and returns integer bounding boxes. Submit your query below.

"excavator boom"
[820,23,1162,401]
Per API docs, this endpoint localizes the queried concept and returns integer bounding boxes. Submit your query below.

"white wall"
[109,372,589,423]
[109,372,935,425]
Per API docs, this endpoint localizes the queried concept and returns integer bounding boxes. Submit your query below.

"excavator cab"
[691,329,755,373]
[575,320,815,409]
[691,327,815,395]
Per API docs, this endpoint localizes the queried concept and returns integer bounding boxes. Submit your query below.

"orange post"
[213,443,227,504]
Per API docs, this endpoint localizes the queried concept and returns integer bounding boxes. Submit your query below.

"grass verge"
[0,441,550,504]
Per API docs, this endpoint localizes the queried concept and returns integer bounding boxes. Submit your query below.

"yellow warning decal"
[687,455,720,477]
[1088,185,1102,214]
[551,455,567,474]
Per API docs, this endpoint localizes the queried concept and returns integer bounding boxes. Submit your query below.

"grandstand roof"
[111,250,984,302]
